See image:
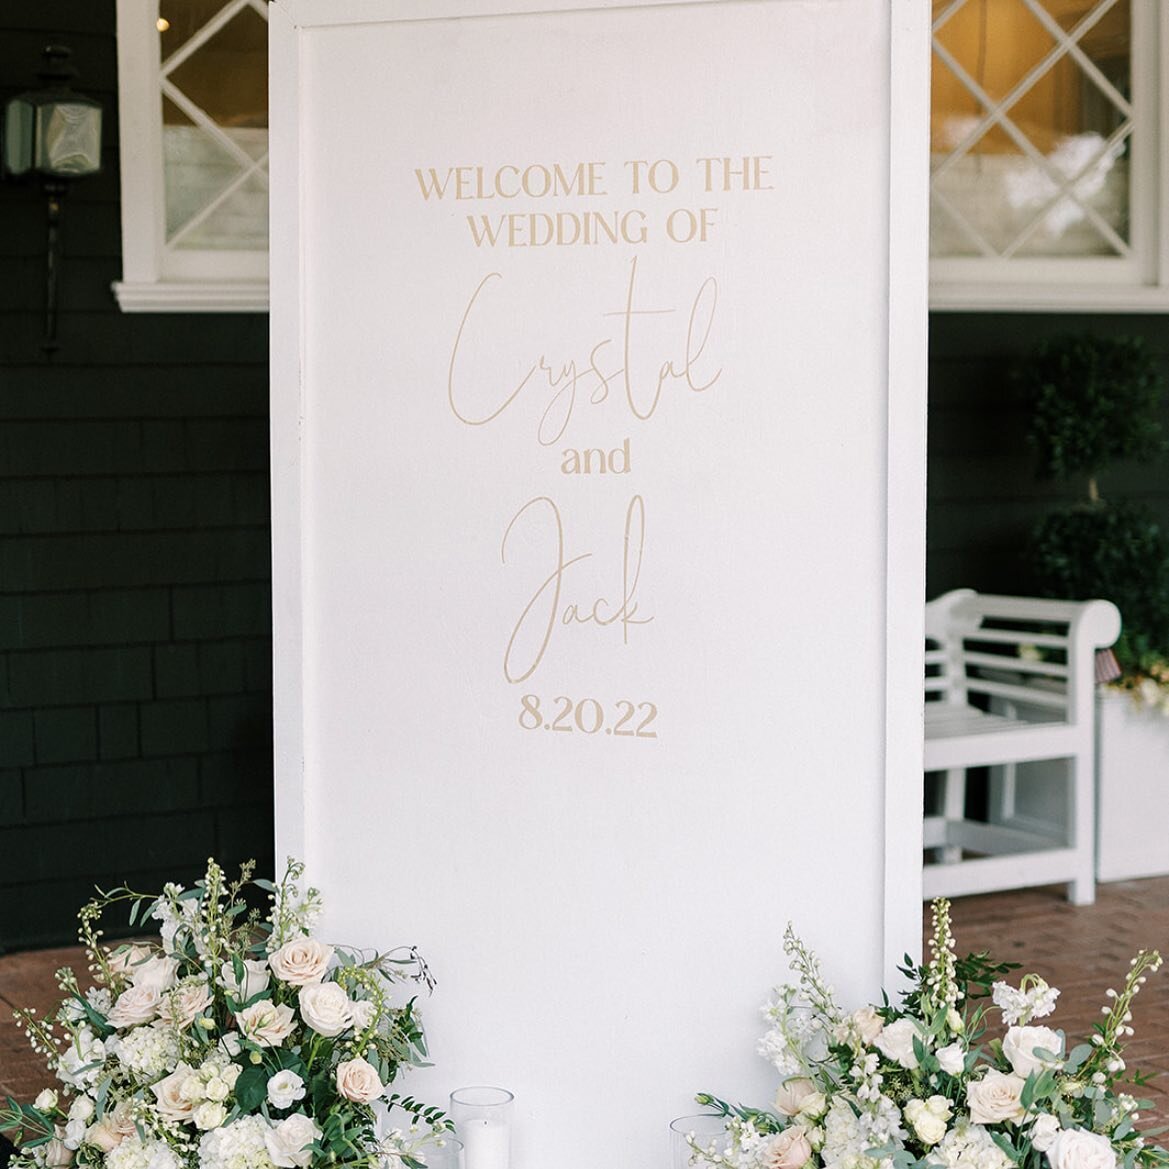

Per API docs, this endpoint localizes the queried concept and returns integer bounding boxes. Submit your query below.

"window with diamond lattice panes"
[114,0,269,311]
[928,0,1168,309]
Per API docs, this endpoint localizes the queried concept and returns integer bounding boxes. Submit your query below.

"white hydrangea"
[107,1136,182,1169]
[198,1115,278,1169]
[109,1023,182,1080]
[821,1098,883,1169]
[924,1119,1014,1169]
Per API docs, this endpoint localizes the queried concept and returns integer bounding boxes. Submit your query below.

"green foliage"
[1030,500,1169,668]
[1021,334,1166,482]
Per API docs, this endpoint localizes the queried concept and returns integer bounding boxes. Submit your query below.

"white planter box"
[1096,690,1169,882]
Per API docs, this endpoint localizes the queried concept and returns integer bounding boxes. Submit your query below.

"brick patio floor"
[2,879,1167,1126]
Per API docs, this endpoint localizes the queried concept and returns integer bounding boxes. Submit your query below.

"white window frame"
[930,0,1169,312]
[113,0,269,312]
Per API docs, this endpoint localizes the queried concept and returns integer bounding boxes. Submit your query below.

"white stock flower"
[334,1057,383,1104]
[235,1000,297,1048]
[1002,1025,1063,1077]
[57,1027,105,1089]
[935,1041,966,1076]
[264,1114,322,1169]
[267,1071,307,1110]
[966,1069,1027,1125]
[268,938,334,987]
[1046,1127,1120,1169]
[297,982,351,1037]
[874,1016,925,1069]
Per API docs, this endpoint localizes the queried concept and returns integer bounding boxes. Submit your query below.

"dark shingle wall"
[0,1,274,948]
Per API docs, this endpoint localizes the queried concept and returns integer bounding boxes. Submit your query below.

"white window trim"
[113,0,269,312]
[930,0,1169,312]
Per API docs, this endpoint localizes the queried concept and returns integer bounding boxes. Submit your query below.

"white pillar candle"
[461,1117,509,1169]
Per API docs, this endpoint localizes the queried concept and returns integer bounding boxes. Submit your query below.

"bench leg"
[939,767,966,864]
[1068,754,1095,907]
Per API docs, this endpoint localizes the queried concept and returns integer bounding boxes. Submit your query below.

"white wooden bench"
[924,589,1121,906]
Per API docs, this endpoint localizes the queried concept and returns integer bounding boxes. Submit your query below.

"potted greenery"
[1019,333,1169,880]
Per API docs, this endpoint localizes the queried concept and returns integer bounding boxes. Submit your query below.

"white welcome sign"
[269,2,928,1166]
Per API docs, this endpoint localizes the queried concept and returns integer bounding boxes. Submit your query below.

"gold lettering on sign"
[500,495,652,683]
[447,260,721,445]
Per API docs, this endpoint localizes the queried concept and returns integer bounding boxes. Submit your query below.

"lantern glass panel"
[3,96,35,175]
[35,100,102,176]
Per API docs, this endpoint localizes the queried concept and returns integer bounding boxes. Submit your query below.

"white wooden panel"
[270,3,929,1166]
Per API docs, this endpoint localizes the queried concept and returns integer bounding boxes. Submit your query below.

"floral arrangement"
[689,899,1166,1169]
[1111,655,1169,716]
[0,859,451,1169]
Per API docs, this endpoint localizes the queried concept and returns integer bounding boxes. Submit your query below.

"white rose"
[773,1077,816,1118]
[35,1090,59,1112]
[193,1101,228,1131]
[43,1135,72,1169]
[157,980,213,1030]
[935,1041,967,1076]
[851,1005,885,1044]
[268,938,334,987]
[1046,1127,1120,1169]
[298,983,352,1038]
[348,1000,377,1033]
[1029,1113,1062,1153]
[219,959,271,1003]
[86,1103,135,1152]
[203,1077,230,1103]
[903,1097,951,1147]
[334,1057,383,1104]
[106,983,162,1028]
[763,1124,813,1169]
[797,1092,827,1120]
[130,956,180,994]
[235,1000,298,1048]
[874,1017,924,1069]
[152,1063,197,1123]
[66,1098,92,1124]
[966,1069,1027,1125]
[62,1119,87,1150]
[264,1113,322,1169]
[1003,1025,1063,1078]
[267,1070,307,1110]
[104,943,154,982]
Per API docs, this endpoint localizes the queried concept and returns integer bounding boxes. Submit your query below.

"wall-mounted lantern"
[3,45,103,352]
